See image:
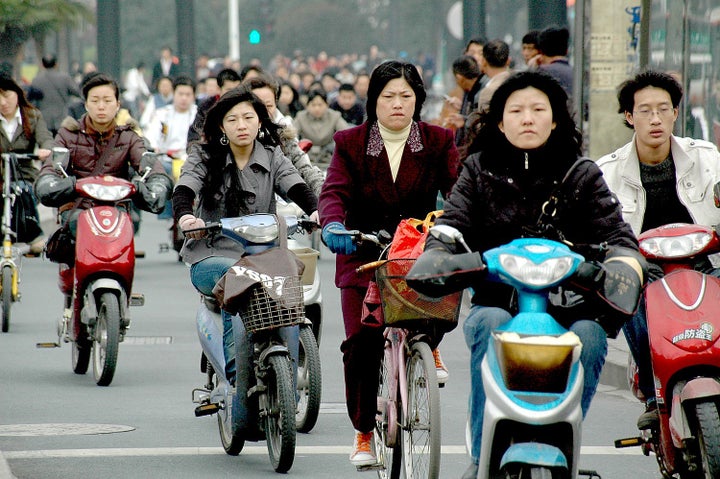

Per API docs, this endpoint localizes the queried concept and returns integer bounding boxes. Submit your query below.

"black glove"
[34,174,76,207]
[406,248,485,298]
[133,173,172,213]
[571,260,605,291]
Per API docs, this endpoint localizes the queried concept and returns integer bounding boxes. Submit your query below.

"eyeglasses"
[633,106,675,119]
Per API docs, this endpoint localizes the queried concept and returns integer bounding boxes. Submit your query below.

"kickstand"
[579,470,601,479]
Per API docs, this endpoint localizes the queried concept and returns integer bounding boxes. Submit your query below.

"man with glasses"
[597,70,720,430]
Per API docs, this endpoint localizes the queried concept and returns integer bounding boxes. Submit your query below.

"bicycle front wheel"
[402,341,441,479]
[1,265,12,332]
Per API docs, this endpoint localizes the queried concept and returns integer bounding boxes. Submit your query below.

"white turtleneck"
[378,121,411,182]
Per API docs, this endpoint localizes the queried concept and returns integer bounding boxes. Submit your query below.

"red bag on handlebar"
[387,210,442,260]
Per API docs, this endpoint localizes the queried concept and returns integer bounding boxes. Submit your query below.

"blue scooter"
[414,225,595,479]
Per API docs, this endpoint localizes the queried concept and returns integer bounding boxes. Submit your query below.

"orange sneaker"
[349,430,376,466]
[433,348,449,384]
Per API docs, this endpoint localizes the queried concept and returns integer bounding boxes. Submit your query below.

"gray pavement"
[0,205,633,479]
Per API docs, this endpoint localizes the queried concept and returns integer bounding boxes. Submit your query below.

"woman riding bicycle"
[318,60,460,466]
[0,74,54,254]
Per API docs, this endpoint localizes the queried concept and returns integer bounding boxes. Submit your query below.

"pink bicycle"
[348,230,461,479]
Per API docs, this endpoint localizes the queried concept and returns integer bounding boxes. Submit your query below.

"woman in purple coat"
[318,60,460,466]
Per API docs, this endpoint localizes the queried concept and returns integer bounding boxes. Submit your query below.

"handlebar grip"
[181,222,222,235]
[356,259,388,274]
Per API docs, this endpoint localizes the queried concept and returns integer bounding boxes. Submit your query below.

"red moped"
[616,223,720,478]
[43,174,145,386]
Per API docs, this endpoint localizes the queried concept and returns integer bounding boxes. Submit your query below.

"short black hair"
[42,55,57,69]
[538,26,569,57]
[172,75,195,91]
[239,64,265,82]
[82,73,119,100]
[216,68,241,87]
[465,36,487,52]
[482,40,510,68]
[338,83,355,93]
[452,55,480,79]
[617,70,683,128]
[306,88,328,105]
[522,30,540,45]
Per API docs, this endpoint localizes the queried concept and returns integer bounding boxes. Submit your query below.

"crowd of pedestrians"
[4,25,720,477]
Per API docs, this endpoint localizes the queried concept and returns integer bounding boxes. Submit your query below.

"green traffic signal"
[249,29,261,44]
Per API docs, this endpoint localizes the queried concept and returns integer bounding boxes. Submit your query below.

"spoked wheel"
[296,324,322,433]
[376,349,401,479]
[402,341,441,479]
[265,354,296,473]
[692,401,720,478]
[215,362,245,455]
[1,265,13,332]
[92,292,121,386]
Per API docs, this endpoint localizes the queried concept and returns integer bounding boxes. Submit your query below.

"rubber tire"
[501,465,555,479]
[376,348,401,479]
[402,341,441,479]
[216,363,245,456]
[693,401,720,479]
[1,265,12,332]
[92,292,121,386]
[296,324,322,433]
[72,329,91,375]
[265,354,296,473]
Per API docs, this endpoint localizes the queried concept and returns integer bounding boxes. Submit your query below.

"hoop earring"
[220,133,229,145]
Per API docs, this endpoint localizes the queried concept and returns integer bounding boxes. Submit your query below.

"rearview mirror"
[429,225,471,252]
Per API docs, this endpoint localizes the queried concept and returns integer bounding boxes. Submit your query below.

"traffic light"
[249,29,261,44]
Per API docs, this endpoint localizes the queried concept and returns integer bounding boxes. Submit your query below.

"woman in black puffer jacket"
[423,71,641,479]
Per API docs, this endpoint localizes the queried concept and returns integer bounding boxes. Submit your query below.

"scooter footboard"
[499,442,568,471]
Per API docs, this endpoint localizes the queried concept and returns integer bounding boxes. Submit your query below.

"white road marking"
[3,445,642,459]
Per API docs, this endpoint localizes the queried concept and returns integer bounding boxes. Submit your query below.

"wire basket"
[375,259,461,330]
[241,275,305,333]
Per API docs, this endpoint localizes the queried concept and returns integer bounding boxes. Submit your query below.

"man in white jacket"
[597,70,720,430]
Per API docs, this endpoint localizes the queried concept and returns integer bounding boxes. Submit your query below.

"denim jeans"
[622,297,654,400]
[190,256,299,379]
[463,305,608,462]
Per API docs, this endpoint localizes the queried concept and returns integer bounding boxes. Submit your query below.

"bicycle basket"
[240,275,305,333]
[375,259,461,330]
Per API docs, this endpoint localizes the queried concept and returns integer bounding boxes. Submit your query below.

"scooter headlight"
[80,183,132,201]
[499,254,575,287]
[640,232,712,259]
[232,223,279,244]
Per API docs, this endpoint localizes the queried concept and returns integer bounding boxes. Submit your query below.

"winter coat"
[0,108,53,182]
[319,120,460,288]
[426,149,637,308]
[596,134,720,235]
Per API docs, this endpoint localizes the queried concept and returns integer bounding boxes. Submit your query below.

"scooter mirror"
[429,224,472,252]
[52,147,69,167]
[141,151,159,171]
[714,181,720,208]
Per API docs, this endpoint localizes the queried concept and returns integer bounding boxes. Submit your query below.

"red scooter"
[40,171,146,386]
[616,223,720,478]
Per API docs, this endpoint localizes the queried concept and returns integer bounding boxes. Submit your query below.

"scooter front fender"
[80,278,129,327]
[499,442,568,471]
[680,377,720,403]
